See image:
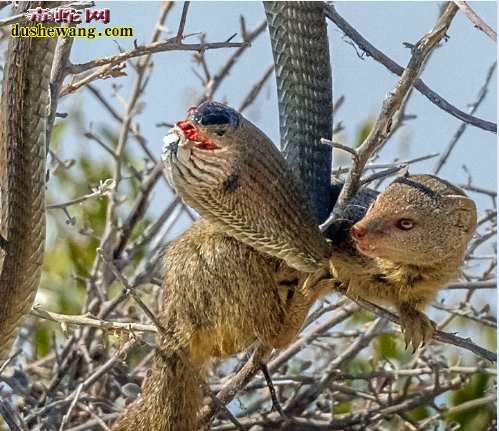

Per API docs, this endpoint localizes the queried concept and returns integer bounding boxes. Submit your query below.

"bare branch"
[352,297,497,363]
[30,306,157,334]
[238,63,274,113]
[46,179,115,210]
[325,3,497,133]
[454,1,497,42]
[67,38,250,76]
[196,18,267,105]
[433,61,497,174]
[176,1,190,41]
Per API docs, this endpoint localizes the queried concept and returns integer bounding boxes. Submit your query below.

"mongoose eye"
[396,218,414,230]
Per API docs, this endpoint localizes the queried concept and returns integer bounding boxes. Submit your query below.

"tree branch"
[454,1,497,42]
[325,3,496,133]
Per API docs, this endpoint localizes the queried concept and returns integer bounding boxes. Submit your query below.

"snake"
[162,1,333,272]
[0,1,332,368]
[0,2,58,363]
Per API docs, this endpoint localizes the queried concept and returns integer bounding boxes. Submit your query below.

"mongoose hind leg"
[398,302,436,351]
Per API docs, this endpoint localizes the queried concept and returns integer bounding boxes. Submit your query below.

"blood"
[176,120,218,150]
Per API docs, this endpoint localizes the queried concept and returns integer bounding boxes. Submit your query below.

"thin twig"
[46,179,115,210]
[445,279,496,290]
[0,400,22,431]
[433,61,497,174]
[353,297,496,362]
[59,383,83,431]
[454,1,497,42]
[66,38,249,76]
[260,363,287,420]
[321,138,359,158]
[238,63,274,113]
[196,18,267,105]
[176,1,190,41]
[30,306,157,334]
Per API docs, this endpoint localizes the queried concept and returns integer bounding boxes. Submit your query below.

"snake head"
[162,102,242,155]
[162,102,243,191]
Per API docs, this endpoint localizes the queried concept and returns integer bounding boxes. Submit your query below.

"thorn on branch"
[225,33,237,43]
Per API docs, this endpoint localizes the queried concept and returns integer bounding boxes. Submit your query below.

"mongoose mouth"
[354,242,383,259]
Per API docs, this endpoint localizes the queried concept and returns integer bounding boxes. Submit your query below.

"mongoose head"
[350,174,477,266]
[161,102,331,272]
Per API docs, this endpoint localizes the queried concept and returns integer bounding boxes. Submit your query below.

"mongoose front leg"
[397,302,436,351]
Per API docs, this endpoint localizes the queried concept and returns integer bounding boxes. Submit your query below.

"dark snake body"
[264,1,333,223]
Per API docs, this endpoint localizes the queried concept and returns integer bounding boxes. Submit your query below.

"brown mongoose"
[112,103,330,430]
[328,173,477,350]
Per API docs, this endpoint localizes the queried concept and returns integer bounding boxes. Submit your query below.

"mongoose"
[328,173,477,349]
[112,103,330,430]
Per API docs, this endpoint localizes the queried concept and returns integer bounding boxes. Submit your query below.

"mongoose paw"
[398,306,435,352]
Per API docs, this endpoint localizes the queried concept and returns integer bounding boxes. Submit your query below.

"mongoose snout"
[350,224,380,258]
[350,224,365,241]
[350,217,393,259]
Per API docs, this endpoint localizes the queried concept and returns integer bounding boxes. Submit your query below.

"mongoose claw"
[398,305,436,351]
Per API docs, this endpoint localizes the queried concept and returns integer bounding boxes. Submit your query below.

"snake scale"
[0,2,58,363]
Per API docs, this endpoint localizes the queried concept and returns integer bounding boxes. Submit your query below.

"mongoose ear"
[396,164,409,178]
[446,195,477,235]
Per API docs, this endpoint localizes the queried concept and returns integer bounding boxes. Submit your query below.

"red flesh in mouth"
[176,120,218,150]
